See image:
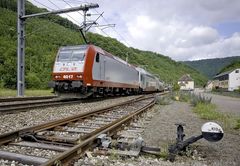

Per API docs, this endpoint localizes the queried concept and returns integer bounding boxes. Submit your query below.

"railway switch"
[168,122,224,162]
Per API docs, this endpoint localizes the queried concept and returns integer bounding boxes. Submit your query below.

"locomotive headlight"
[54,75,61,79]
[76,75,82,79]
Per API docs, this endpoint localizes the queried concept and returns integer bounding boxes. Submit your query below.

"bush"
[155,95,171,105]
[190,93,212,107]
[236,87,240,94]
[179,91,191,102]
[173,83,180,91]
[25,72,41,89]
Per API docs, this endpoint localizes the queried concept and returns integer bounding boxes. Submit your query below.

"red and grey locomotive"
[49,44,163,98]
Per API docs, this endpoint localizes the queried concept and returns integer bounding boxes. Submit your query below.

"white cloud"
[28,0,240,61]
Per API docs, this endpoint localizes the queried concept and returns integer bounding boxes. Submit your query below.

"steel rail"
[42,98,155,166]
[0,99,80,114]
[0,92,167,165]
[0,94,152,114]
[0,96,121,114]
[0,95,146,145]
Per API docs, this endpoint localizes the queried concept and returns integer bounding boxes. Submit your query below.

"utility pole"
[17,0,25,97]
[17,1,98,96]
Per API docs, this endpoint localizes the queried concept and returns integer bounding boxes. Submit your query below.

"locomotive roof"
[91,45,135,68]
[59,44,135,68]
[59,45,88,50]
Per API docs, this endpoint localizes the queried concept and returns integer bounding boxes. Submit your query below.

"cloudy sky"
[28,0,240,61]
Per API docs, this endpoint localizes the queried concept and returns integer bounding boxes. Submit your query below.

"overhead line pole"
[17,0,25,97]
[17,1,98,96]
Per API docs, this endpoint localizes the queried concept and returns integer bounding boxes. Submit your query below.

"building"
[205,80,214,91]
[178,74,194,91]
[213,68,240,91]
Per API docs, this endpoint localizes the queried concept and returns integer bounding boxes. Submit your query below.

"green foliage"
[0,6,84,89]
[219,61,240,73]
[234,119,240,130]
[236,87,240,94]
[0,1,207,89]
[184,56,240,78]
[193,103,220,120]
[192,97,240,130]
[178,91,191,102]
[173,83,180,91]
[26,72,41,89]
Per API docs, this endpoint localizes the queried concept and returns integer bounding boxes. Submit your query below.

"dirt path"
[143,102,240,165]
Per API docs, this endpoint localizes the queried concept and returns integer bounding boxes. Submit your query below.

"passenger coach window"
[96,53,100,62]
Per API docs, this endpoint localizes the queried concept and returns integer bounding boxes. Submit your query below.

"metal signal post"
[17,0,98,96]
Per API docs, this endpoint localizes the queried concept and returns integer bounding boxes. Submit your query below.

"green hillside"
[220,61,240,73]
[0,0,207,89]
[183,56,240,79]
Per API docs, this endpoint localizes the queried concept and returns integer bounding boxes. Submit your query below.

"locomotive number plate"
[63,75,74,79]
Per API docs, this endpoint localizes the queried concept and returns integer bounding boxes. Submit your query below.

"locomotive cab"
[49,45,88,97]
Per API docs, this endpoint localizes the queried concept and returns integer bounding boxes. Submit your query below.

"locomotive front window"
[72,51,85,61]
[57,50,85,62]
[58,51,72,61]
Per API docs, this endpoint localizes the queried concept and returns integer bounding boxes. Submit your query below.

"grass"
[0,88,53,97]
[193,103,223,120]
[170,92,240,130]
[192,103,240,130]
[234,118,240,130]
[171,91,191,102]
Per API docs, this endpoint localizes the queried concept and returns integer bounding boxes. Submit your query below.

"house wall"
[228,69,240,91]
[178,81,194,90]
[218,80,229,89]
[205,82,213,91]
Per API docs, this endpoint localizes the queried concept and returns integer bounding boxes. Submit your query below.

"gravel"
[2,95,239,165]
[75,101,240,166]
[0,159,32,166]
[142,101,240,166]
[0,145,59,159]
[0,96,137,135]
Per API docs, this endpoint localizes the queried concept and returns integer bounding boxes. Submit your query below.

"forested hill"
[220,61,240,73]
[183,56,240,79]
[0,0,207,89]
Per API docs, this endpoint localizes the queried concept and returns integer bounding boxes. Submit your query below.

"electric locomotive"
[49,44,139,98]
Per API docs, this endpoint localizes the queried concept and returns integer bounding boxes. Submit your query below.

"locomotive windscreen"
[57,46,87,62]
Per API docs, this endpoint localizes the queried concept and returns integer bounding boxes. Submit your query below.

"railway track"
[0,96,56,103]
[0,95,157,166]
[0,93,165,114]
[0,98,81,114]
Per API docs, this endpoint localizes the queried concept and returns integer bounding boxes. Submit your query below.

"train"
[48,44,164,98]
